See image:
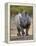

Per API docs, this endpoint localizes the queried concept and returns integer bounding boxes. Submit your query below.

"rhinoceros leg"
[21,28,25,36]
[17,27,21,36]
[26,24,30,36]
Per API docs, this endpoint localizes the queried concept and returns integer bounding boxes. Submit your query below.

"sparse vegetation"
[10,5,33,16]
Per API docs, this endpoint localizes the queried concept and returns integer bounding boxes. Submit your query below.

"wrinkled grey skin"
[20,13,31,28]
[20,13,31,36]
[16,12,32,36]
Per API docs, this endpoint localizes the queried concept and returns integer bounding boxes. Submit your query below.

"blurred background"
[10,5,33,16]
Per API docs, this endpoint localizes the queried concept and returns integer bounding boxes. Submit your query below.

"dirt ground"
[10,18,33,40]
[10,23,33,40]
